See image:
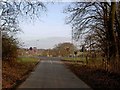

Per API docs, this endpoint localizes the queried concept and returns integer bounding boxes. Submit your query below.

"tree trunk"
[107,2,119,72]
[108,2,116,61]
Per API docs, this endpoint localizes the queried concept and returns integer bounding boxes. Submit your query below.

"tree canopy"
[0,0,46,61]
[65,2,120,60]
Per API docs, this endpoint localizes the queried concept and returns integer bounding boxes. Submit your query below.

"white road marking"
[50,60,52,64]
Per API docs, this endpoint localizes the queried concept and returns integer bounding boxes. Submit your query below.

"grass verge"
[2,56,40,89]
[63,61,120,90]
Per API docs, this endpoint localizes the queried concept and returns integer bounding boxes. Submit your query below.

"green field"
[17,56,39,63]
[63,57,86,62]
[63,56,103,65]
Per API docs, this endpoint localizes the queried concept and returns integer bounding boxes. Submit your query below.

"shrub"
[2,34,19,62]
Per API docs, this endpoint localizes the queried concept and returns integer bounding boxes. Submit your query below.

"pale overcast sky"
[17,2,72,49]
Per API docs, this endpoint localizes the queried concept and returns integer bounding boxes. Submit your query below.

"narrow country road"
[18,57,92,88]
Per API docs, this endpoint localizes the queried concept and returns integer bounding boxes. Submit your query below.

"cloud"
[23,37,71,49]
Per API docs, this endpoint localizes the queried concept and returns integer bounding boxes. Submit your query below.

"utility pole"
[0,31,1,55]
[71,28,74,58]
[0,31,2,90]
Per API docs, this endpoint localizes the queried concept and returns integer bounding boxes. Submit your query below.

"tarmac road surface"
[18,57,92,89]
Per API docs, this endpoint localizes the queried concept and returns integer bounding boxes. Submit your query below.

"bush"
[2,34,19,62]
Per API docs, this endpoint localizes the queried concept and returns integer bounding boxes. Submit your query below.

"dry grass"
[64,62,120,90]
[2,57,39,88]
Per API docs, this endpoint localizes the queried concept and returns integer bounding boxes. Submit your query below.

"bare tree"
[0,0,46,34]
[65,1,120,72]
[0,0,46,62]
[53,43,76,57]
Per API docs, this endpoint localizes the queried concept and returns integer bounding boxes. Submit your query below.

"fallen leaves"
[64,62,120,89]
[2,60,38,88]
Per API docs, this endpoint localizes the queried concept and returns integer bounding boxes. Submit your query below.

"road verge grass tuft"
[2,56,40,88]
[63,62,120,89]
